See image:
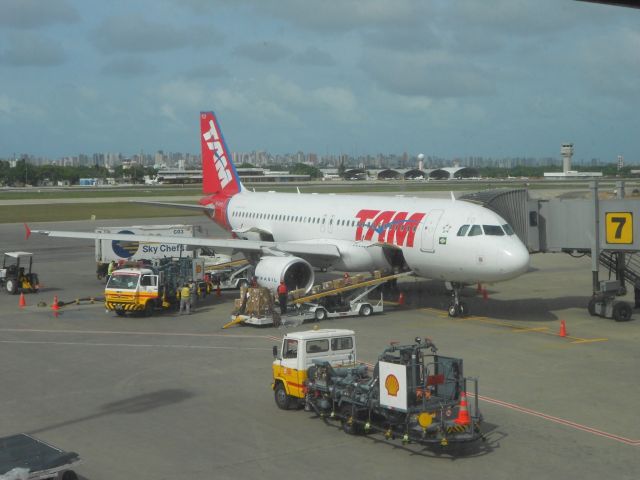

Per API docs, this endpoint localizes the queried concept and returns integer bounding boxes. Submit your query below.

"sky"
[0,0,638,162]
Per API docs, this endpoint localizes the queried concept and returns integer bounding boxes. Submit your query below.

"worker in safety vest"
[277,280,288,315]
[179,283,191,315]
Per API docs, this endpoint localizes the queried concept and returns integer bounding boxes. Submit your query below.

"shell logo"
[384,374,400,397]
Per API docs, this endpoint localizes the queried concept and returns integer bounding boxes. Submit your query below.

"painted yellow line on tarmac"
[418,307,608,344]
[570,338,609,344]
[511,327,549,333]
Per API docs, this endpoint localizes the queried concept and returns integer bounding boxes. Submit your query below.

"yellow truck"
[105,257,206,316]
[271,329,356,409]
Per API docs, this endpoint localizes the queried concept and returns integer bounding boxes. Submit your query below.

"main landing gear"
[447,282,468,317]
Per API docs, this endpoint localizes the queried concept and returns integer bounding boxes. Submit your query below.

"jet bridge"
[461,182,639,321]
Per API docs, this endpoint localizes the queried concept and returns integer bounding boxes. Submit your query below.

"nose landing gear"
[447,282,468,317]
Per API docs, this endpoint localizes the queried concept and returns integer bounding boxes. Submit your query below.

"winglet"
[450,191,456,202]
[24,223,31,240]
[296,187,301,194]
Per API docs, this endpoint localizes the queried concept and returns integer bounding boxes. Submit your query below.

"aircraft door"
[420,209,444,252]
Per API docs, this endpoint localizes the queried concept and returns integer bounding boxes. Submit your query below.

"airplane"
[28,111,530,317]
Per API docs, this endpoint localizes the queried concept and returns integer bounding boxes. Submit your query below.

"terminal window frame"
[331,336,354,351]
[306,339,330,354]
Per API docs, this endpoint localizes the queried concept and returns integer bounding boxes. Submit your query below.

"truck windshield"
[107,273,140,289]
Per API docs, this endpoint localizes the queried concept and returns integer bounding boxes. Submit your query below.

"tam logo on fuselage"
[354,209,426,247]
[203,119,233,189]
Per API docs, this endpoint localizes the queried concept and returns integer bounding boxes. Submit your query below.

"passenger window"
[468,225,483,236]
[331,337,353,351]
[457,225,470,236]
[306,339,329,353]
[502,224,515,235]
[283,339,298,359]
[483,225,504,236]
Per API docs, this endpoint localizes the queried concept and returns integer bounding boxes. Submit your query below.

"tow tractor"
[0,252,39,295]
[225,271,410,328]
[272,329,482,447]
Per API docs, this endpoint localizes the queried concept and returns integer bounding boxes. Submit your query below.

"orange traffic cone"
[454,391,471,426]
[559,320,567,338]
[398,292,405,306]
[19,292,26,308]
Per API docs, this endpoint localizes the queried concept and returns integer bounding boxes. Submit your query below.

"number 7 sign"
[605,212,633,244]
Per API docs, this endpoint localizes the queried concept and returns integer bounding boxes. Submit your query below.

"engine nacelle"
[254,256,314,293]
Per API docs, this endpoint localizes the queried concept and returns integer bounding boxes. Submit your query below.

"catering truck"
[104,257,207,316]
[95,224,230,279]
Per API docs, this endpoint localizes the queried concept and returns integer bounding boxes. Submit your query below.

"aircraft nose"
[499,240,530,278]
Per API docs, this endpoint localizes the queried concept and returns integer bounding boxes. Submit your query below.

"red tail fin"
[200,111,242,196]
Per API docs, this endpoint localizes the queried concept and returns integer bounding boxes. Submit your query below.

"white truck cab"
[272,328,356,409]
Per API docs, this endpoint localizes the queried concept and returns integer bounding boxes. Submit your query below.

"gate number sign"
[605,212,633,244]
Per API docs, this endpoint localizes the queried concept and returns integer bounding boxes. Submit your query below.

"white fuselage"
[221,191,529,283]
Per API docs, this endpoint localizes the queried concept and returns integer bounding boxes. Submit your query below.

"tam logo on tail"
[200,112,242,196]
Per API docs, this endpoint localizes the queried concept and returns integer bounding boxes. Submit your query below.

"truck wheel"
[359,304,373,317]
[62,471,79,480]
[5,279,17,295]
[340,404,361,435]
[587,298,597,316]
[448,304,458,317]
[315,308,327,321]
[274,383,290,410]
[613,302,632,322]
[115,310,126,317]
[144,301,154,317]
[458,302,468,316]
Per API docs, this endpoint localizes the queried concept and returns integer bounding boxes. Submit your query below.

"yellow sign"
[605,212,633,244]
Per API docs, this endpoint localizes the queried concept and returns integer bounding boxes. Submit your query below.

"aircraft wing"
[26,227,341,261]
[132,200,214,214]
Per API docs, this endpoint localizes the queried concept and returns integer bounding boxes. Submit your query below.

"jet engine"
[254,256,314,293]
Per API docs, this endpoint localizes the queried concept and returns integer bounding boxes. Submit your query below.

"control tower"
[561,143,574,173]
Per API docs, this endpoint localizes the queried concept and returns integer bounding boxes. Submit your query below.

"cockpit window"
[457,225,470,236]
[502,224,515,235]
[468,225,483,236]
[483,225,505,236]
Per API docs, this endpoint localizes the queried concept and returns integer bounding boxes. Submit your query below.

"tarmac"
[0,215,639,480]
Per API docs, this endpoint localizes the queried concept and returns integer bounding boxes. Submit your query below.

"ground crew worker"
[107,261,116,277]
[179,283,191,315]
[190,281,198,311]
[277,280,288,315]
[343,272,351,285]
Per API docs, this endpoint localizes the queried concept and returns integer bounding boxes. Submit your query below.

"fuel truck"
[272,330,482,447]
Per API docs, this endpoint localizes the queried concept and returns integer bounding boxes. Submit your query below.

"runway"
[0,215,638,480]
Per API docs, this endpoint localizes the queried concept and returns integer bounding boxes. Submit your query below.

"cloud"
[176,0,426,33]
[233,41,291,63]
[92,15,220,54]
[101,57,158,77]
[0,32,66,66]
[0,0,79,29]
[186,63,230,78]
[290,46,336,67]
[360,49,494,98]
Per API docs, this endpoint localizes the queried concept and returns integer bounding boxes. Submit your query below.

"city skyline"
[0,1,638,161]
